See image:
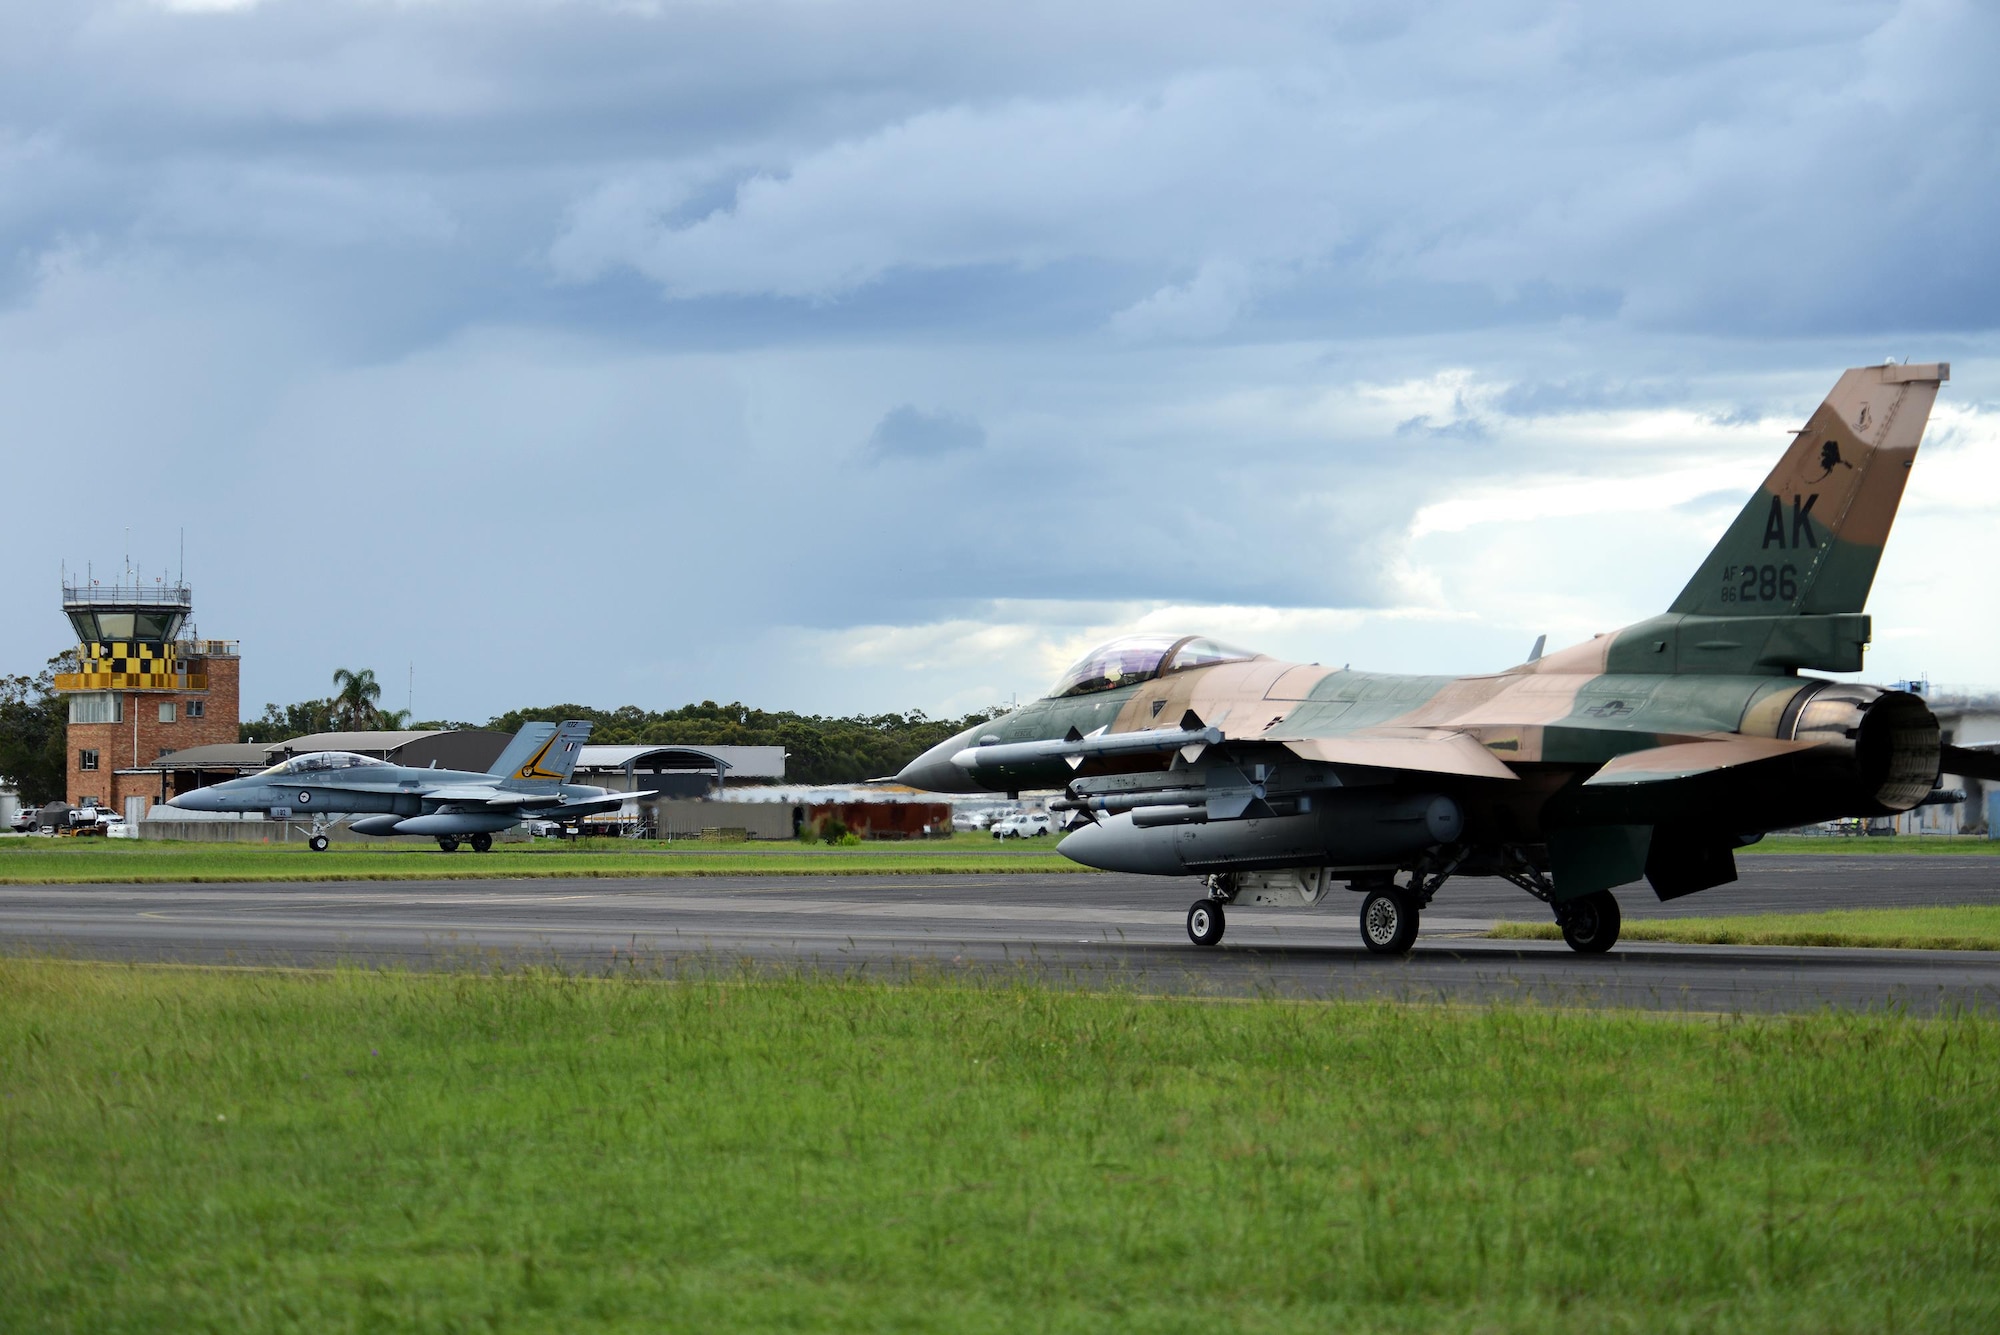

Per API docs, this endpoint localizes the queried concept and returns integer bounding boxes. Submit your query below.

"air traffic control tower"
[52,577,240,814]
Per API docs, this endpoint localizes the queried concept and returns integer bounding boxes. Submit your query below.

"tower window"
[67,692,123,725]
[159,702,177,723]
[79,749,100,771]
[185,700,205,719]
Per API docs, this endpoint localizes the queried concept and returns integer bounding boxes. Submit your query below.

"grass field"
[1493,905,2000,951]
[1744,835,1999,855]
[3,961,1997,1332]
[0,830,1991,887]
[0,833,1084,884]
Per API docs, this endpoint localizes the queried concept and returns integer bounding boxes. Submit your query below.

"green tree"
[330,668,383,731]
[240,698,337,745]
[0,653,76,805]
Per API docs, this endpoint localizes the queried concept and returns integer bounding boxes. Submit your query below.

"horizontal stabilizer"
[527,790,656,817]
[1281,730,1519,780]
[1583,736,1821,787]
[1942,744,2000,783]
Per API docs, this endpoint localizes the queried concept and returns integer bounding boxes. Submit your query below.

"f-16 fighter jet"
[898,362,2000,955]
[169,721,652,852]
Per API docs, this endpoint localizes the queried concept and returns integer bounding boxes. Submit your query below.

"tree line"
[485,701,1000,787]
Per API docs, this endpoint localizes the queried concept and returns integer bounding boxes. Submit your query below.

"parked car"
[991,812,1054,839]
[951,808,999,833]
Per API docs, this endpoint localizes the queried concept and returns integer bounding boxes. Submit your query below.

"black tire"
[1558,890,1622,953]
[470,833,493,854]
[437,836,460,853]
[308,835,329,853]
[1359,888,1420,956]
[1186,899,1226,947]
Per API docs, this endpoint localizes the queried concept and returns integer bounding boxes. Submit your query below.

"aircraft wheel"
[437,837,460,853]
[308,835,330,853]
[1558,891,1621,954]
[470,833,493,854]
[1360,888,1419,956]
[1186,899,1226,947]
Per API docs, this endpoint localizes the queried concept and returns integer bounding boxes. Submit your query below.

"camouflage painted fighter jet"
[169,721,653,851]
[898,362,2000,954]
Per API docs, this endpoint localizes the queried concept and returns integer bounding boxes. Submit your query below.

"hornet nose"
[167,787,221,812]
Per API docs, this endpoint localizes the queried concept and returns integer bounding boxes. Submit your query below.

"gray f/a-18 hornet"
[897,362,2000,955]
[169,721,652,852]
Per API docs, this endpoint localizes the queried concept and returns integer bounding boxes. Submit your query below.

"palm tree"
[330,668,382,731]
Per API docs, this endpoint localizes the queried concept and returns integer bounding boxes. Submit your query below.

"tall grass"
[2,959,1996,1331]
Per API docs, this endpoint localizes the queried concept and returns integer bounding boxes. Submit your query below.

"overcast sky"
[3,0,1996,721]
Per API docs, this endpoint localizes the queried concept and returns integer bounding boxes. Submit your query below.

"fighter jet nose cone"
[896,733,980,794]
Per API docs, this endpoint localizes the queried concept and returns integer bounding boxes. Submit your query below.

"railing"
[179,640,238,657]
[54,672,208,692]
[61,582,193,608]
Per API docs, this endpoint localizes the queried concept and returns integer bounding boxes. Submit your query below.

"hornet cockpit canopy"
[257,751,392,778]
[1047,635,1260,698]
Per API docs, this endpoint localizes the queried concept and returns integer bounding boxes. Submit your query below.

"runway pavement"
[4,855,1999,1013]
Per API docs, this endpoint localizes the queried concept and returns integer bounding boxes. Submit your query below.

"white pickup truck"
[990,812,1054,839]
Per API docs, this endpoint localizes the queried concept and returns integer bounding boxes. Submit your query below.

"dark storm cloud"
[868,406,986,458]
[0,0,1993,714]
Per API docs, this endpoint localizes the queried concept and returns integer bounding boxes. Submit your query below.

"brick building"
[52,580,240,814]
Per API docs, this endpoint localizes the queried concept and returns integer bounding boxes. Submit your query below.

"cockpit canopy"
[258,751,391,778]
[1046,635,1260,698]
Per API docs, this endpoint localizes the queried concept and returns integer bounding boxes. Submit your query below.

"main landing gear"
[435,833,495,854]
[437,836,460,852]
[1555,889,1621,953]
[1498,854,1622,953]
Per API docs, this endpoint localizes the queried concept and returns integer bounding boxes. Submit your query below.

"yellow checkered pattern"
[54,641,207,693]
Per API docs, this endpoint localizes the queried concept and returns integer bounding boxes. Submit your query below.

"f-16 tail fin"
[1670,362,1948,617]
[489,720,593,785]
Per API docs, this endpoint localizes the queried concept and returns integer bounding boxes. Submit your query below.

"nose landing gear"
[1359,886,1420,955]
[1186,899,1226,946]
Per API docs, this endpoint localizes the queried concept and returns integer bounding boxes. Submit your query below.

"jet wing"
[1582,736,1823,787]
[421,786,549,807]
[1280,730,1520,780]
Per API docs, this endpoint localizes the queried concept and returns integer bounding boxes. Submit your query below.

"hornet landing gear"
[308,834,330,853]
[1186,899,1226,947]
[437,836,460,853]
[1556,890,1621,953]
[470,833,493,854]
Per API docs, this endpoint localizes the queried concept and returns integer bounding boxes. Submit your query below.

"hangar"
[574,745,786,798]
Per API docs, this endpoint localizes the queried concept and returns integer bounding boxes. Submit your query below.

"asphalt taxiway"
[3,855,1998,1013]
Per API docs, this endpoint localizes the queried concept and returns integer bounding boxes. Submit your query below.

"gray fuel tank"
[1060,791,1462,877]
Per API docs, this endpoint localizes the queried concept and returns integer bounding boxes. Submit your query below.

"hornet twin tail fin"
[489,720,594,786]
